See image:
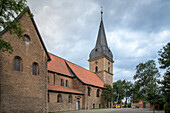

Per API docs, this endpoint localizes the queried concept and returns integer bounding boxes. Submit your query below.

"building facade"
[0,8,51,113]
[0,8,113,113]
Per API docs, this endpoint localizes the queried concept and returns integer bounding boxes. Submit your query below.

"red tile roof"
[48,53,72,77]
[48,84,83,95]
[48,53,104,88]
[66,61,104,88]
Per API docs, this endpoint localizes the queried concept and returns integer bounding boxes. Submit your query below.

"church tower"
[88,9,114,86]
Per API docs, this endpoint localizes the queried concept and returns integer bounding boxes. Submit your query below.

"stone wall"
[0,13,48,113]
[48,72,73,88]
[85,86,103,109]
[48,92,83,112]
[89,57,113,86]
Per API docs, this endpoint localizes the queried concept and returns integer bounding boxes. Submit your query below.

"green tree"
[0,0,28,53]
[131,83,140,102]
[113,80,125,104]
[123,81,133,105]
[102,84,114,108]
[134,60,161,113]
[158,42,170,103]
[146,82,165,113]
[133,60,160,99]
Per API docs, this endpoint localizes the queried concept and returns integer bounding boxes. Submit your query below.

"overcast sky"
[27,0,170,82]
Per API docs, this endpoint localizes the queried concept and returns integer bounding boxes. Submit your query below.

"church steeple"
[88,8,113,86]
[89,9,113,61]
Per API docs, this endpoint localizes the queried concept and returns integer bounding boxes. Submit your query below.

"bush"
[164,102,170,113]
[127,103,131,108]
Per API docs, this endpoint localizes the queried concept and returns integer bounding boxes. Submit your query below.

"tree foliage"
[133,60,160,99]
[134,60,161,113]
[0,0,28,53]
[123,81,133,105]
[158,42,170,103]
[113,80,133,104]
[131,83,140,102]
[113,80,125,104]
[102,84,114,107]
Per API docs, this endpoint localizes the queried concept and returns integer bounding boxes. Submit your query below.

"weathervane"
[101,6,103,20]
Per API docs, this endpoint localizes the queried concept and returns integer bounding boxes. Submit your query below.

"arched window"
[14,56,22,71]
[66,80,68,87]
[68,95,72,103]
[96,89,100,97]
[88,87,91,96]
[32,62,39,75]
[57,94,62,103]
[24,34,30,42]
[95,66,98,72]
[61,79,64,86]
[108,67,110,73]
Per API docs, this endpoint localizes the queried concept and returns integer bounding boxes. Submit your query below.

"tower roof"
[89,10,113,61]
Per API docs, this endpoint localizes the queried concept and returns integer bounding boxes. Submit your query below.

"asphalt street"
[61,108,164,113]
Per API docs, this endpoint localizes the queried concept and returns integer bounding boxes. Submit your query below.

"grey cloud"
[27,0,170,82]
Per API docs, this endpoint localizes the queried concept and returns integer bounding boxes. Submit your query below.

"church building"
[0,7,113,113]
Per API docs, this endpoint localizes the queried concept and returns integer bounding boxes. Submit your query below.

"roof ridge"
[66,60,97,74]
[49,52,96,75]
[48,52,70,62]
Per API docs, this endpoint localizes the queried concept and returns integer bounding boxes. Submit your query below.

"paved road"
[62,108,164,113]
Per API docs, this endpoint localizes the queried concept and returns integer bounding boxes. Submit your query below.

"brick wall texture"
[0,13,48,113]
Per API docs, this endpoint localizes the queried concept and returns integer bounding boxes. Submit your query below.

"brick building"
[0,8,51,113]
[0,8,114,113]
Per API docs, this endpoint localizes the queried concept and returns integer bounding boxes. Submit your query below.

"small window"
[54,74,55,84]
[108,67,110,73]
[93,104,95,108]
[24,35,30,42]
[96,89,100,97]
[14,56,22,71]
[61,79,64,86]
[48,76,50,84]
[68,95,72,103]
[95,49,98,52]
[48,93,50,102]
[108,62,110,65]
[66,80,68,87]
[32,62,39,75]
[88,87,91,96]
[57,94,62,103]
[95,66,98,72]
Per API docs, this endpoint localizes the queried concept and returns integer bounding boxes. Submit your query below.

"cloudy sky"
[27,0,169,82]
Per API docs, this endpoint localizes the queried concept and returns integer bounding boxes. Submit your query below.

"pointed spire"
[89,7,113,60]
[95,7,108,48]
